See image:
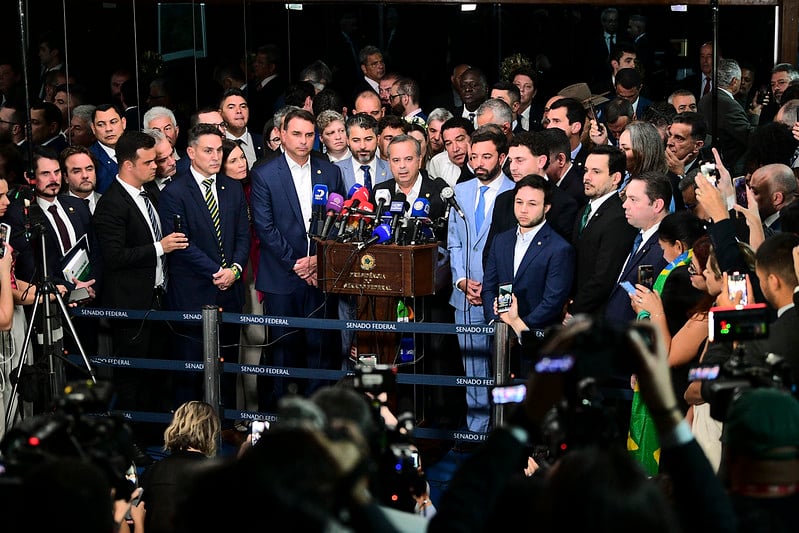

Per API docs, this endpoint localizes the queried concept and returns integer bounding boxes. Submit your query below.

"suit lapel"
[514,226,548,282]
[279,157,305,227]
[186,176,218,240]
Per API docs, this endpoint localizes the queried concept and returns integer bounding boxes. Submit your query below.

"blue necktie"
[475,185,489,233]
[360,165,372,191]
[629,232,643,259]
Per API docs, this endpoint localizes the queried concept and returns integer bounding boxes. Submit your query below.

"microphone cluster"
[308,184,445,250]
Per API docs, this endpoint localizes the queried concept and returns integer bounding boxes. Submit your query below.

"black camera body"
[352,364,397,395]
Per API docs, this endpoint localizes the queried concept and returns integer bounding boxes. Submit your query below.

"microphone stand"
[5,216,95,430]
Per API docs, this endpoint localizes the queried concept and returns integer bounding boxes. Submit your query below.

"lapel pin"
[220,185,225,190]
[537,241,542,246]
[68,207,75,213]
[317,169,322,174]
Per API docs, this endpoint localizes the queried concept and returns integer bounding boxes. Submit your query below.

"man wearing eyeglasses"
[390,77,427,123]
[0,102,23,145]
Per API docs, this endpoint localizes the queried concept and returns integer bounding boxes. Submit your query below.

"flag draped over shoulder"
[628,249,693,476]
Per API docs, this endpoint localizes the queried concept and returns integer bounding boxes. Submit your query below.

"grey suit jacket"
[335,157,393,192]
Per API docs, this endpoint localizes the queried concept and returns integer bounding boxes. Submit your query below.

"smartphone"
[124,488,143,521]
[620,280,637,296]
[491,383,527,404]
[0,222,9,258]
[700,163,718,186]
[588,100,605,134]
[733,176,748,208]
[727,271,748,305]
[173,214,183,233]
[756,86,770,106]
[251,419,269,445]
[497,283,513,313]
[687,365,720,381]
[638,265,655,289]
[68,287,91,304]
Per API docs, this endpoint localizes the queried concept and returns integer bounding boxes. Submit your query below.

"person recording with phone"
[483,175,574,377]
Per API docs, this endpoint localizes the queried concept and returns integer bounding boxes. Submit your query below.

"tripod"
[4,215,96,431]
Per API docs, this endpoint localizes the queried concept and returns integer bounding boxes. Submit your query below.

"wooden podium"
[317,240,438,365]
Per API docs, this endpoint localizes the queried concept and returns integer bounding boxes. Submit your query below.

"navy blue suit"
[250,152,345,408]
[89,141,118,194]
[482,223,574,329]
[158,169,250,407]
[603,230,666,327]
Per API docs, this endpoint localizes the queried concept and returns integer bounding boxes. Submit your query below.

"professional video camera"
[689,304,794,422]
[352,364,427,512]
[0,380,137,500]
[493,317,651,465]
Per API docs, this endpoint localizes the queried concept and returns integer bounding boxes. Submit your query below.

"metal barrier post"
[492,321,511,427]
[202,305,222,418]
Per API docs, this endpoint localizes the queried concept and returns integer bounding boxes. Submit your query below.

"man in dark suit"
[93,131,188,411]
[158,124,251,409]
[454,68,488,128]
[744,233,799,384]
[485,131,577,265]
[665,112,707,211]
[567,145,637,320]
[89,104,126,194]
[250,109,345,410]
[698,58,761,175]
[219,88,265,170]
[545,98,590,171]
[249,44,286,135]
[482,175,575,376]
[541,128,588,207]
[603,171,671,326]
[615,68,652,120]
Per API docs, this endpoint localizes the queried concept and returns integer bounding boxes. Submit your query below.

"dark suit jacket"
[89,141,119,195]
[158,171,250,312]
[557,163,588,207]
[93,180,160,309]
[482,223,574,328]
[698,89,758,174]
[571,144,590,173]
[371,173,449,243]
[249,76,287,135]
[569,194,637,315]
[484,183,578,266]
[603,230,667,326]
[250,153,345,295]
[7,195,101,290]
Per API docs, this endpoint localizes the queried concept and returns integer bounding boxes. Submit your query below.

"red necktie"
[703,78,711,96]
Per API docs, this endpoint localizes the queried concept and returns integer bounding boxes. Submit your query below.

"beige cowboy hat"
[557,83,610,109]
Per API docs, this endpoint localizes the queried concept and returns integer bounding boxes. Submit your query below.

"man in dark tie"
[603,171,671,326]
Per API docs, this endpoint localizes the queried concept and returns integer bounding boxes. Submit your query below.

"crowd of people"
[1,9,799,530]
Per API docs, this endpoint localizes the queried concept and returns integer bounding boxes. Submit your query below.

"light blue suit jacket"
[447,174,515,312]
[334,157,393,192]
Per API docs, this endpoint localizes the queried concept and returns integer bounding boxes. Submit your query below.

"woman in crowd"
[618,121,667,191]
[221,139,262,414]
[316,109,351,162]
[139,400,221,533]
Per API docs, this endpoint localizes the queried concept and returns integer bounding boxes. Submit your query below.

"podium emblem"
[360,253,376,271]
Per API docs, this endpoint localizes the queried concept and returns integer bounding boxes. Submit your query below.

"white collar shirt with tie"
[116,176,165,286]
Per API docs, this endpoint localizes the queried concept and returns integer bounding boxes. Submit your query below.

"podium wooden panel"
[317,240,437,367]
[317,240,437,297]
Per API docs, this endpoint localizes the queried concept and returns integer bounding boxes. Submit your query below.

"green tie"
[579,203,592,235]
[202,178,226,266]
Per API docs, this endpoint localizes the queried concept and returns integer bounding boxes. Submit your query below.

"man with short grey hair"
[69,104,96,147]
[699,58,762,174]
[475,98,514,142]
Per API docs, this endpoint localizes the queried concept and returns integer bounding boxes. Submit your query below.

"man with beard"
[482,174,574,378]
[448,125,514,439]
[335,113,392,192]
[60,146,101,214]
[390,77,427,122]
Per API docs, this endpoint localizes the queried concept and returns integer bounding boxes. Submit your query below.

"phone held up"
[727,271,748,306]
[251,419,269,445]
[638,265,655,290]
[0,222,9,258]
[497,282,513,313]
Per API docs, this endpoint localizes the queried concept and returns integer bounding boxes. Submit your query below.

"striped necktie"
[202,178,226,266]
[141,190,167,288]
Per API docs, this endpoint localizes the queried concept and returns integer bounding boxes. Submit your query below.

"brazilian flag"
[627,381,660,476]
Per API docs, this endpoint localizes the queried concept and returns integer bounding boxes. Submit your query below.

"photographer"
[429,315,736,533]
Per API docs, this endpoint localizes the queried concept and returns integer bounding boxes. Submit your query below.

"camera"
[352,364,397,395]
[708,304,768,342]
[756,86,771,106]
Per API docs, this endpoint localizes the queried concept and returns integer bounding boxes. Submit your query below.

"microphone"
[357,223,392,250]
[347,183,364,199]
[337,186,371,235]
[409,198,431,244]
[310,184,329,237]
[387,192,409,244]
[374,188,392,219]
[437,178,465,219]
[320,192,344,240]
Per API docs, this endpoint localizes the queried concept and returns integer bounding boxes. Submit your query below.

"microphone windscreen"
[351,185,371,204]
[348,183,364,198]
[373,223,393,243]
[326,193,344,212]
[312,184,329,206]
[411,198,431,217]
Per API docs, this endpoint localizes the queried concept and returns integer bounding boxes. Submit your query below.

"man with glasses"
[390,77,427,122]
[0,102,23,145]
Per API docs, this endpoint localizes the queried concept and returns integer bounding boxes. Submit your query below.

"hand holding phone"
[727,271,748,306]
[0,223,10,259]
[496,283,513,313]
